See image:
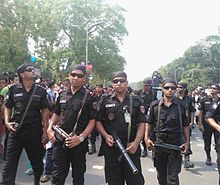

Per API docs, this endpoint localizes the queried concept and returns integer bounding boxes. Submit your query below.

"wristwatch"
[78,135,84,142]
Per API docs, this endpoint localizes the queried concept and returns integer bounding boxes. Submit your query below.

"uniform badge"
[15,102,22,109]
[140,105,145,114]
[212,102,218,110]
[108,113,115,120]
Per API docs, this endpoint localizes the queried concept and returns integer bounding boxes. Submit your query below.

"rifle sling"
[16,84,37,131]
[72,88,89,134]
[156,98,183,143]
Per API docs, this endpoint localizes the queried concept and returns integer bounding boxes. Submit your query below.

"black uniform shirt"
[205,100,220,123]
[54,86,97,135]
[177,95,196,115]
[139,90,154,113]
[5,83,49,126]
[97,91,146,143]
[147,98,189,135]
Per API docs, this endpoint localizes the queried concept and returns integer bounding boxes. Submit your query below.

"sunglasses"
[70,73,84,78]
[177,86,184,89]
[112,78,127,84]
[25,67,34,72]
[210,86,217,90]
[163,86,177,90]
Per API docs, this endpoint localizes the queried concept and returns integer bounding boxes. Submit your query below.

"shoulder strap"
[72,88,89,134]
[127,95,133,146]
[177,102,184,143]
[156,99,163,142]
[16,84,38,131]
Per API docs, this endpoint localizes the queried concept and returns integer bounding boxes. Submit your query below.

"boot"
[184,155,194,169]
[205,151,212,166]
[88,143,96,155]
[34,177,40,185]
[205,157,212,166]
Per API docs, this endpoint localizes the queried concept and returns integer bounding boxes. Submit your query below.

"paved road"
[0,125,219,185]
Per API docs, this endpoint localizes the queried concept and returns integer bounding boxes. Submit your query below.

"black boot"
[184,155,194,168]
[34,177,40,185]
[205,151,212,166]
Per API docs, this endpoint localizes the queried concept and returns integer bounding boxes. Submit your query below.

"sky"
[107,0,220,82]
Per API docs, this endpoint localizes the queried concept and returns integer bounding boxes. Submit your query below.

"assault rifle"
[52,125,70,140]
[111,130,138,175]
[154,141,182,151]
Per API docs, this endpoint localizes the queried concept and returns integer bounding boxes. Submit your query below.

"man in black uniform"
[198,84,220,166]
[139,78,154,157]
[1,63,49,185]
[145,79,190,185]
[47,64,96,185]
[176,82,196,168]
[96,71,145,185]
[205,84,220,185]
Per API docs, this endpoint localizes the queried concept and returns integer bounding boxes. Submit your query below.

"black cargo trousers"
[1,126,44,185]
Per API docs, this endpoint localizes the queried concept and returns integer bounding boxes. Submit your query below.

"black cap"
[212,84,220,90]
[17,63,33,75]
[178,82,187,88]
[162,79,177,87]
[143,79,152,85]
[72,64,86,75]
[96,84,103,88]
[112,71,127,80]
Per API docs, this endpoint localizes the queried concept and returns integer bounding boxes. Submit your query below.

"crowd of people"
[0,64,220,185]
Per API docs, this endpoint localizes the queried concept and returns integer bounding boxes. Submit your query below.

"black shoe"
[206,157,212,166]
[40,175,51,183]
[141,149,148,157]
[184,156,194,168]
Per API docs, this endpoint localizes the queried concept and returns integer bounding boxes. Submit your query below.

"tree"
[159,33,220,89]
[0,0,128,82]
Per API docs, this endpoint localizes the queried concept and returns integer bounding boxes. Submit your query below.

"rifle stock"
[154,141,182,151]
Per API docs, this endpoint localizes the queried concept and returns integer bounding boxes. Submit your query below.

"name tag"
[14,93,23,97]
[60,100,67,103]
[34,95,41,98]
[106,103,116,108]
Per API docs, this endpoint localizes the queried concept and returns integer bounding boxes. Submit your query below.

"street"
[0,125,218,185]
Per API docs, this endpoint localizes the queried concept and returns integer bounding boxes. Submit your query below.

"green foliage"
[159,34,220,90]
[0,0,128,82]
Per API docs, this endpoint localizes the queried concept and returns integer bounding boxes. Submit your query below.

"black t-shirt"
[97,92,146,143]
[54,86,97,135]
[5,83,49,126]
[147,98,189,134]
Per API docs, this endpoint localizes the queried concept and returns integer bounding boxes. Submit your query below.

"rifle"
[52,125,70,140]
[111,130,138,175]
[154,141,182,151]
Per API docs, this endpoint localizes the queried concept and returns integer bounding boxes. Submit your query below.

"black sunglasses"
[112,78,127,84]
[70,73,84,78]
[177,86,184,89]
[25,67,34,72]
[163,86,176,90]
[210,86,217,90]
